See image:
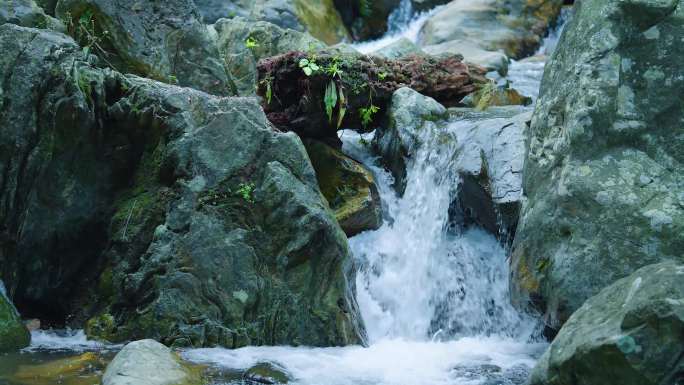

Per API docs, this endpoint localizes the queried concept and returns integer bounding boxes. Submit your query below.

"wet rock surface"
[55,0,234,95]
[0,281,30,353]
[511,0,684,328]
[304,139,382,237]
[0,23,363,348]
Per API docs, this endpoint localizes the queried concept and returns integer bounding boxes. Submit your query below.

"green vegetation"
[245,36,259,49]
[237,182,256,203]
[299,57,320,76]
[359,104,380,128]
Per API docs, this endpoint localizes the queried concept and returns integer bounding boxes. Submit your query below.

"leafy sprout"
[245,36,259,49]
[359,104,380,128]
[299,57,320,76]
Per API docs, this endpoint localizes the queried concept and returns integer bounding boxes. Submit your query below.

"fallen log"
[257,50,487,141]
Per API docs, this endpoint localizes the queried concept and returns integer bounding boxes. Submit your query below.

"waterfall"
[344,123,535,344]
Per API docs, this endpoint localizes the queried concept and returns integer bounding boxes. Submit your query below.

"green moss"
[85,313,116,342]
[0,295,31,352]
[293,0,350,45]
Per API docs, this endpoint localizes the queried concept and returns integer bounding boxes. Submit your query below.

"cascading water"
[9,5,573,385]
[343,126,535,344]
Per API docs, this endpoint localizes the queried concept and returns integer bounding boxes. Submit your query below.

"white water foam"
[185,338,547,385]
[23,329,120,353]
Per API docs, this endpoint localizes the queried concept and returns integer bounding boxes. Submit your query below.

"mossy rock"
[293,0,350,44]
[304,139,382,236]
[0,283,30,353]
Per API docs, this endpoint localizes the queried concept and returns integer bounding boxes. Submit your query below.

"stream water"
[0,5,571,385]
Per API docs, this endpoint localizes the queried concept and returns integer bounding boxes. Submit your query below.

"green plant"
[359,104,380,128]
[237,182,256,203]
[299,57,320,76]
[378,71,388,81]
[259,76,274,105]
[168,75,178,84]
[324,56,344,79]
[245,36,259,49]
[324,81,338,124]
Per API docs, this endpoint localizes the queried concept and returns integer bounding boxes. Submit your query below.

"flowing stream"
[0,5,571,385]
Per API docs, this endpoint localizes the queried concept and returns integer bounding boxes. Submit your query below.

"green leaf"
[309,63,320,71]
[299,58,309,67]
[324,81,338,124]
[337,87,347,129]
[303,67,313,76]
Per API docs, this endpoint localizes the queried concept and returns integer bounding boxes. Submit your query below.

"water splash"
[23,330,120,353]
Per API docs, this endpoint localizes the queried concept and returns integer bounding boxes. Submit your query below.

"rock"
[103,340,200,385]
[374,87,448,194]
[333,0,401,41]
[0,24,363,347]
[214,17,325,95]
[511,0,684,329]
[422,40,509,76]
[10,352,106,385]
[529,261,684,385]
[35,0,57,14]
[411,0,450,12]
[243,362,291,384]
[257,50,487,140]
[290,0,350,44]
[0,0,65,31]
[304,139,382,237]
[194,0,250,23]
[372,37,424,60]
[448,107,530,241]
[0,281,31,352]
[418,0,563,60]
[461,82,533,110]
[55,0,234,95]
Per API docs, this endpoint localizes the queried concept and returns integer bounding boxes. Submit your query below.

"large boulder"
[0,24,363,348]
[529,261,684,385]
[103,340,201,385]
[55,0,234,95]
[0,0,64,30]
[304,139,382,237]
[418,0,564,67]
[511,0,684,329]
[214,17,325,96]
[0,281,31,353]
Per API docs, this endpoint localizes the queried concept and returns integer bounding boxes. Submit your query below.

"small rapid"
[182,6,574,385]
[2,5,572,385]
